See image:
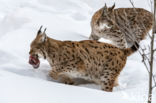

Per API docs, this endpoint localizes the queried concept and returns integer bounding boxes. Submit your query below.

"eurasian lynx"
[89,4,153,48]
[29,26,139,92]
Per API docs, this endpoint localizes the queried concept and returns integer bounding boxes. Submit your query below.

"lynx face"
[96,4,115,30]
[29,26,47,69]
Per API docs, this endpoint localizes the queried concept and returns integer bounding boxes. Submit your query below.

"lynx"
[29,26,139,92]
[89,4,153,48]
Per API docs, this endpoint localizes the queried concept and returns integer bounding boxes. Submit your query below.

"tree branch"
[128,1,156,103]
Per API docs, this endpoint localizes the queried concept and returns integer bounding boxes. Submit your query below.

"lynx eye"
[108,24,112,28]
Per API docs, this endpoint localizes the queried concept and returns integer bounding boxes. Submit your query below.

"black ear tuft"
[37,25,43,35]
[109,3,115,12]
[104,3,107,9]
[103,3,107,12]
[112,3,115,9]
[43,28,47,34]
[102,3,108,16]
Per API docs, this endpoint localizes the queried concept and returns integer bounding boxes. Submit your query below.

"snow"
[0,0,155,103]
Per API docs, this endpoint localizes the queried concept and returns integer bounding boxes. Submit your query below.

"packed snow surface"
[0,0,156,103]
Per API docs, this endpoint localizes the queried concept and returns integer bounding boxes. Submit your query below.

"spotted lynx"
[29,26,139,92]
[89,4,153,48]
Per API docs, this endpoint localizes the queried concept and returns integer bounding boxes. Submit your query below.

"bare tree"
[147,0,156,102]
[128,0,156,103]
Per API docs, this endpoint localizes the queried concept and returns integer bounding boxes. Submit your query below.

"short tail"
[123,42,139,56]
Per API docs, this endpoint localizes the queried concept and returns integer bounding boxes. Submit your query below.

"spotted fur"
[29,27,139,92]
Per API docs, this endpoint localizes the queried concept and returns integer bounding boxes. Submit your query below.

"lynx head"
[29,26,47,69]
[97,3,115,30]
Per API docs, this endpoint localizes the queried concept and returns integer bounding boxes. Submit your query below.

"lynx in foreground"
[29,26,139,92]
[90,4,153,48]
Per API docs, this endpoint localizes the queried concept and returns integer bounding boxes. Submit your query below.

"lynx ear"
[109,3,115,12]
[103,3,107,12]
[37,25,43,35]
[41,28,47,42]
[102,3,108,16]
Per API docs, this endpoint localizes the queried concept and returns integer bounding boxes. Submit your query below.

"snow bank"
[0,0,155,103]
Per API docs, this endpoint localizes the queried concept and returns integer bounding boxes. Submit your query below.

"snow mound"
[0,0,155,103]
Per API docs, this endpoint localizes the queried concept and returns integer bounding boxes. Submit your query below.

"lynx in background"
[29,26,139,92]
[90,4,153,48]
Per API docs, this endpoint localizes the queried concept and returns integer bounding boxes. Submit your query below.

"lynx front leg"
[100,73,117,92]
[49,67,75,85]
[114,76,119,87]
[49,68,59,80]
[59,74,75,85]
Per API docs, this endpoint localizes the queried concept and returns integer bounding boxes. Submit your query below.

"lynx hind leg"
[100,74,116,92]
[114,76,119,87]
[100,79,115,92]
[89,33,100,40]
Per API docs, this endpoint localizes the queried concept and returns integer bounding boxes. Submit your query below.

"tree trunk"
[148,0,156,103]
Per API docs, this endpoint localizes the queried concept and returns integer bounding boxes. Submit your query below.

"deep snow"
[0,0,156,103]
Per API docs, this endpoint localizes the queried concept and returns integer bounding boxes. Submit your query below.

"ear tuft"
[109,3,115,12]
[102,3,108,16]
[43,28,47,34]
[37,25,43,35]
[103,3,107,11]
[104,3,107,8]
